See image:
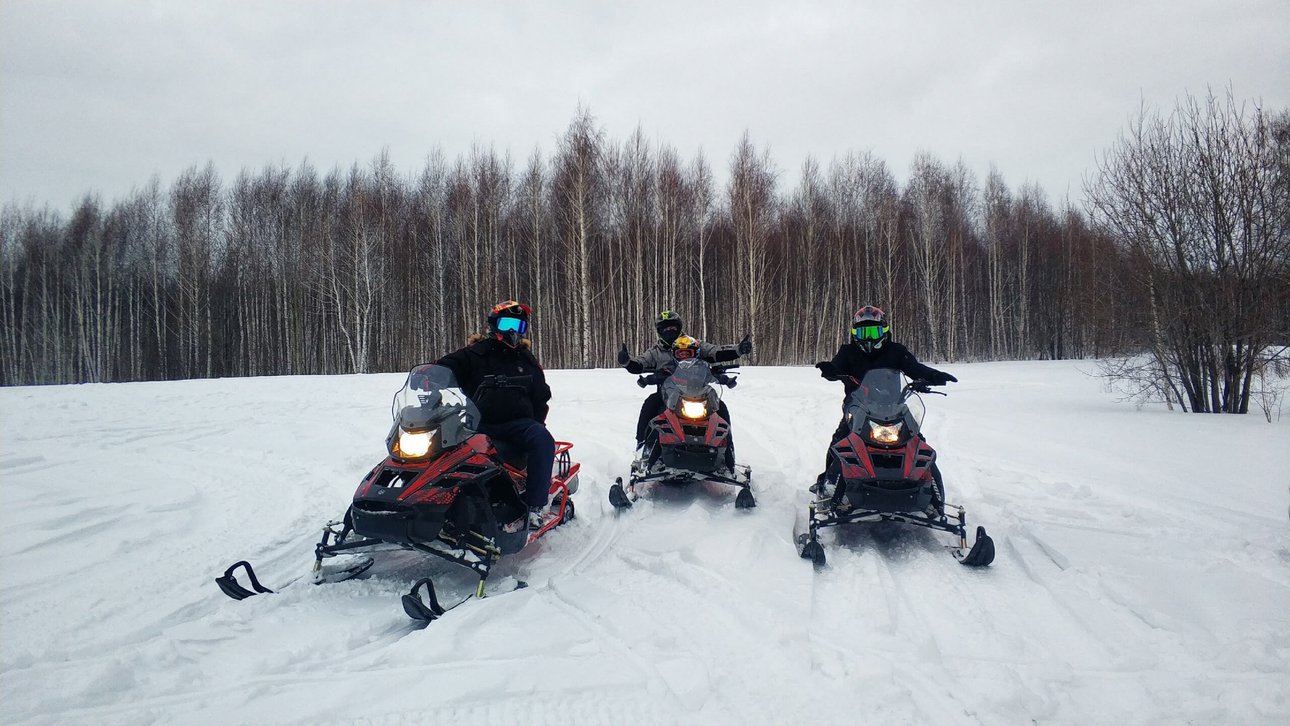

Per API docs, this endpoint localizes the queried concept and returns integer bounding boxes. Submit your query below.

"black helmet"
[488,299,531,348]
[655,310,683,346]
[850,305,890,354]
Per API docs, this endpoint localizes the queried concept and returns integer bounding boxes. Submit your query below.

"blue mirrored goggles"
[495,316,528,334]
[851,323,887,341]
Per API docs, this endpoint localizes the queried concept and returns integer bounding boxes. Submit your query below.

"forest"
[2,93,1286,412]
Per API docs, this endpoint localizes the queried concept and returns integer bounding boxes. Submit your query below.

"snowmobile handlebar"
[635,366,739,388]
[478,373,533,390]
[906,380,948,397]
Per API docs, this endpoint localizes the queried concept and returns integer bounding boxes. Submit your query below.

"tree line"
[2,95,1286,413]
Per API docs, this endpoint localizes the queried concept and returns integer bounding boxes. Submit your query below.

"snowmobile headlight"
[679,398,708,420]
[866,420,903,445]
[397,429,434,459]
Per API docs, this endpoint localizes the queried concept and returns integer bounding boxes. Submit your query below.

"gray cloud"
[2,0,1287,209]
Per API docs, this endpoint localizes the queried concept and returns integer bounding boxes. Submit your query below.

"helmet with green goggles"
[850,305,890,352]
[851,322,888,341]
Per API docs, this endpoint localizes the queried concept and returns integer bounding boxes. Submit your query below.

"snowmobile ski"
[214,555,375,601]
[401,576,529,622]
[953,526,995,567]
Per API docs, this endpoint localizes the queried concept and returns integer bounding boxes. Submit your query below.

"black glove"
[815,361,838,378]
[625,360,643,375]
[617,344,630,367]
[931,371,958,385]
[737,334,753,356]
[636,377,648,388]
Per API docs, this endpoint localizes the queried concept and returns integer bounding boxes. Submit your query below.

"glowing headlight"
[398,429,433,458]
[867,420,903,445]
[679,398,709,420]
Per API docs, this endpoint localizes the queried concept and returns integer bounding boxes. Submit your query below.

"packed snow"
[2,361,1288,724]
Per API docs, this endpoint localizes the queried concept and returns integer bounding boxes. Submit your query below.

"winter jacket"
[825,341,947,396]
[626,340,739,373]
[436,337,551,425]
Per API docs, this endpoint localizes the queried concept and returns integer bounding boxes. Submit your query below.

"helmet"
[488,299,531,348]
[671,334,700,361]
[850,305,890,353]
[655,310,683,346]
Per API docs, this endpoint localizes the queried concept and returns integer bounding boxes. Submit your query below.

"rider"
[813,305,957,489]
[617,310,752,453]
[436,300,555,529]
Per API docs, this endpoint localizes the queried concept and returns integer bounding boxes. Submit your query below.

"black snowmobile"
[215,363,580,622]
[608,358,754,509]
[795,367,994,567]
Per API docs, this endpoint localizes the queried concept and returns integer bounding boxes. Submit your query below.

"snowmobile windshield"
[391,364,480,447]
[847,367,923,427]
[665,358,716,399]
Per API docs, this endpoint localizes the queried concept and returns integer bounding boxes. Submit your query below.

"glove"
[625,360,643,374]
[737,334,753,356]
[932,371,958,385]
[617,344,630,367]
[636,377,648,388]
[815,361,838,378]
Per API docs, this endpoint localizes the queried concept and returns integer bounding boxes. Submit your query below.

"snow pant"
[823,416,850,472]
[479,418,555,508]
[635,392,665,444]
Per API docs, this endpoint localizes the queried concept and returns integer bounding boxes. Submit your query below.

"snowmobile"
[215,363,580,622]
[795,367,994,567]
[608,358,754,509]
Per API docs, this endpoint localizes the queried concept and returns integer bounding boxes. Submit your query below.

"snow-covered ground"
[2,361,1288,724]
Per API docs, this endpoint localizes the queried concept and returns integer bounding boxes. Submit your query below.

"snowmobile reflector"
[495,316,528,334]
[851,323,888,341]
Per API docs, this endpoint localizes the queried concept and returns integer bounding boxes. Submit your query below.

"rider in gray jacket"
[617,310,751,448]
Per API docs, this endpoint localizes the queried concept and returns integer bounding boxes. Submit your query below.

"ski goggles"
[673,347,697,360]
[495,316,528,334]
[851,323,887,341]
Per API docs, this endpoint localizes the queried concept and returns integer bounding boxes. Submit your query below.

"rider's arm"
[625,346,663,374]
[699,341,739,362]
[434,347,477,396]
[895,345,952,383]
[532,372,552,423]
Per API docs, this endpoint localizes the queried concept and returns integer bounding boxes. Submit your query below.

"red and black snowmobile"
[608,358,754,509]
[215,363,580,622]
[795,367,994,567]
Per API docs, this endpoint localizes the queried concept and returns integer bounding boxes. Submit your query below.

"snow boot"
[528,503,552,530]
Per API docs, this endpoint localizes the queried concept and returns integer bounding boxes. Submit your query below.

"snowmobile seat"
[491,438,529,470]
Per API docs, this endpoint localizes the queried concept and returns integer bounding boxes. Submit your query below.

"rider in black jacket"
[814,306,956,483]
[436,300,554,525]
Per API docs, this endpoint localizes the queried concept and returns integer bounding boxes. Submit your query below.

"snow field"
[1,361,1287,724]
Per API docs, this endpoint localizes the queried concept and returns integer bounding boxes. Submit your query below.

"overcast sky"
[2,0,1287,211]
